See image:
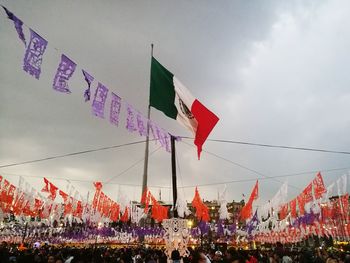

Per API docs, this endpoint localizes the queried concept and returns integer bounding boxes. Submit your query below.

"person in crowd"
[171,249,181,263]
[212,250,223,263]
[192,250,210,263]
[47,255,56,263]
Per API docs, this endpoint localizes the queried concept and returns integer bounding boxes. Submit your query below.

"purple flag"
[136,112,148,136]
[52,54,76,93]
[198,221,209,235]
[148,120,171,152]
[92,83,108,118]
[126,104,137,132]
[163,132,171,152]
[82,70,94,102]
[2,6,26,45]
[110,92,121,126]
[217,220,225,237]
[23,29,47,79]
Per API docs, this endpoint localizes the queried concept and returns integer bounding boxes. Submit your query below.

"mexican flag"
[150,57,219,159]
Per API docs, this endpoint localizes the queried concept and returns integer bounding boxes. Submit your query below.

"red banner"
[313,172,326,199]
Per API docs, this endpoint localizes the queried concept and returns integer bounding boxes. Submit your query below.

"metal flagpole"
[171,135,178,218]
[141,44,153,199]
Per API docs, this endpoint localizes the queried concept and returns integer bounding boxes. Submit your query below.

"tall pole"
[141,44,154,199]
[171,135,178,218]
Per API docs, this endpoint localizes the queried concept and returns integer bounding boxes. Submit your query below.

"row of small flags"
[1,5,173,152]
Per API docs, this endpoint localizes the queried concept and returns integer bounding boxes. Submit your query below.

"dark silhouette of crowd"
[0,241,349,263]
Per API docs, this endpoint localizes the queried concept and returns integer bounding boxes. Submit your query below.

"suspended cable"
[0,140,151,169]
[181,136,350,155]
[177,168,349,188]
[180,140,301,191]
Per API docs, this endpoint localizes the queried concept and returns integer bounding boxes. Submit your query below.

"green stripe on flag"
[150,57,177,119]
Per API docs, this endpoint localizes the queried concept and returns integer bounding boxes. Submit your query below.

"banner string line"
[181,136,350,155]
[0,140,153,169]
[180,140,300,191]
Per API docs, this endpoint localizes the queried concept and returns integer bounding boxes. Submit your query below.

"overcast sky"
[0,0,350,207]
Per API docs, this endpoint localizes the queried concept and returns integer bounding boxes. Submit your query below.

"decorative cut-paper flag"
[150,57,219,159]
[153,124,171,152]
[313,172,326,199]
[53,54,76,93]
[136,112,148,136]
[92,83,108,118]
[297,195,305,215]
[41,178,58,200]
[23,29,48,79]
[176,193,191,218]
[191,187,209,222]
[148,120,170,152]
[302,183,313,204]
[150,194,168,222]
[218,186,229,220]
[126,103,138,132]
[82,70,94,102]
[110,92,122,126]
[240,180,258,220]
[279,203,288,220]
[2,6,26,45]
[120,207,129,222]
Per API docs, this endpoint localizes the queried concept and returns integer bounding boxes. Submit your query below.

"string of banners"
[1,6,174,152]
[1,173,350,244]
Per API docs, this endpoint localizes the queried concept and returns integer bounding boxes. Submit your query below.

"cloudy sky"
[0,0,349,207]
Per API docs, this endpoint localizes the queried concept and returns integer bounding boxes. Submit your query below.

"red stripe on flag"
[191,99,219,159]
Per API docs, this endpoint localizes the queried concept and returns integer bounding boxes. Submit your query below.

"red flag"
[302,183,313,203]
[150,193,169,222]
[92,182,103,210]
[340,194,349,216]
[41,177,50,193]
[279,203,289,220]
[191,187,210,222]
[74,201,83,218]
[59,190,68,203]
[297,195,305,215]
[290,199,297,218]
[7,184,16,205]
[64,197,73,216]
[120,207,129,222]
[110,202,120,222]
[48,182,58,200]
[97,192,105,214]
[1,180,10,205]
[141,188,148,204]
[313,172,326,199]
[240,181,258,220]
[42,178,58,200]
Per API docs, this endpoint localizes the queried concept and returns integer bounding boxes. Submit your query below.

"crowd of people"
[0,241,349,263]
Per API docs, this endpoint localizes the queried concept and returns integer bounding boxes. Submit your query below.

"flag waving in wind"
[150,57,219,159]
